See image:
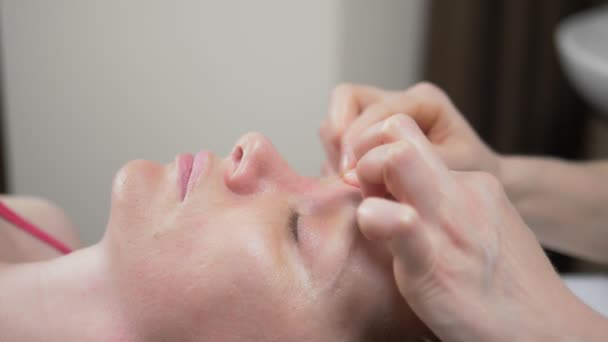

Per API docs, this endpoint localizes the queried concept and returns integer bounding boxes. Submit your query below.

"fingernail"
[342,169,360,187]
[340,152,352,172]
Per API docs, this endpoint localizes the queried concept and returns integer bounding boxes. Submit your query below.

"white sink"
[556,5,608,116]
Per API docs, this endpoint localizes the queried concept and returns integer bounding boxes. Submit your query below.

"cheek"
[107,229,214,335]
[109,218,283,332]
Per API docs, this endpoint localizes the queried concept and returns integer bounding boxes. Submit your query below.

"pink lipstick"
[185,151,210,198]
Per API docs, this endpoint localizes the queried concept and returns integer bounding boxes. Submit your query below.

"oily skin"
[102,132,424,341]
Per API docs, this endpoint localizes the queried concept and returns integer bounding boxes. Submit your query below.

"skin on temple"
[0,132,429,342]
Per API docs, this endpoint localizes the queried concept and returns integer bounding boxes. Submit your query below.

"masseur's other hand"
[319,82,500,176]
[350,114,604,341]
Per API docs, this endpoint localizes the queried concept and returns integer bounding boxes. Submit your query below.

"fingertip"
[329,95,354,138]
[340,151,353,173]
[342,169,360,187]
[357,198,419,241]
[356,197,387,240]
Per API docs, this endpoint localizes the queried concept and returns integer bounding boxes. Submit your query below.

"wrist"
[513,283,608,341]
[552,296,608,341]
[496,155,531,204]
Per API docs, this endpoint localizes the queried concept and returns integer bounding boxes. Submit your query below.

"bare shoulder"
[0,195,82,263]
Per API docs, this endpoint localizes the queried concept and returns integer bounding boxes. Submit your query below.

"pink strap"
[0,200,72,255]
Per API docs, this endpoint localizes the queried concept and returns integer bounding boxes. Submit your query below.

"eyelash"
[288,210,300,243]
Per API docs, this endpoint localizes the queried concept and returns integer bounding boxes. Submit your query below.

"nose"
[225,132,304,194]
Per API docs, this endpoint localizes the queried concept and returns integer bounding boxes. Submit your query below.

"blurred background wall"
[0,0,429,244]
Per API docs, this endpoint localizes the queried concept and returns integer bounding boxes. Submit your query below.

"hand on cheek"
[348,115,591,342]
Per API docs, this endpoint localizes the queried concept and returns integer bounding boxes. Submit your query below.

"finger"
[320,160,336,177]
[357,198,435,281]
[319,119,340,172]
[327,83,385,138]
[342,169,360,188]
[340,102,395,171]
[390,82,449,134]
[356,141,447,214]
[341,83,456,171]
[359,114,450,177]
[351,113,411,164]
[325,84,385,170]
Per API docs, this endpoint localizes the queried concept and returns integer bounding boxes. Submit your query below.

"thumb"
[357,198,436,290]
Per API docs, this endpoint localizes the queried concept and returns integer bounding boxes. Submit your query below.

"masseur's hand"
[349,114,607,341]
[319,83,500,176]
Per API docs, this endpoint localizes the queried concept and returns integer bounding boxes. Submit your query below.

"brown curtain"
[424,0,606,158]
[423,0,606,271]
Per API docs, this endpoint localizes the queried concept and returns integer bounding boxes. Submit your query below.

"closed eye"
[288,209,300,243]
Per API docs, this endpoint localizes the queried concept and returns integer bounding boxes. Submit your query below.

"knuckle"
[319,119,336,142]
[396,206,419,228]
[385,141,416,172]
[380,113,411,141]
[383,113,405,129]
[366,102,390,116]
[394,112,418,129]
[363,102,392,126]
[411,81,444,98]
[324,129,342,148]
[380,115,400,140]
[331,83,357,99]
[471,171,503,193]
[406,81,450,106]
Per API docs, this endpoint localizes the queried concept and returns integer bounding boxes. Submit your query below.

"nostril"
[232,146,244,164]
[226,144,256,194]
[230,145,246,176]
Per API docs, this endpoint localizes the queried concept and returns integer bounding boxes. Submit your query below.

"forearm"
[500,156,608,263]
[0,246,135,342]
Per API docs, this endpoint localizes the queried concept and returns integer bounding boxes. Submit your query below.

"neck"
[0,244,137,342]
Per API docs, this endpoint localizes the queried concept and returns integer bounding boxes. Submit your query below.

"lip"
[186,150,210,199]
[177,150,210,200]
[177,153,194,200]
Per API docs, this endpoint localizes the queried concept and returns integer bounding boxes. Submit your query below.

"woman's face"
[104,132,424,341]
